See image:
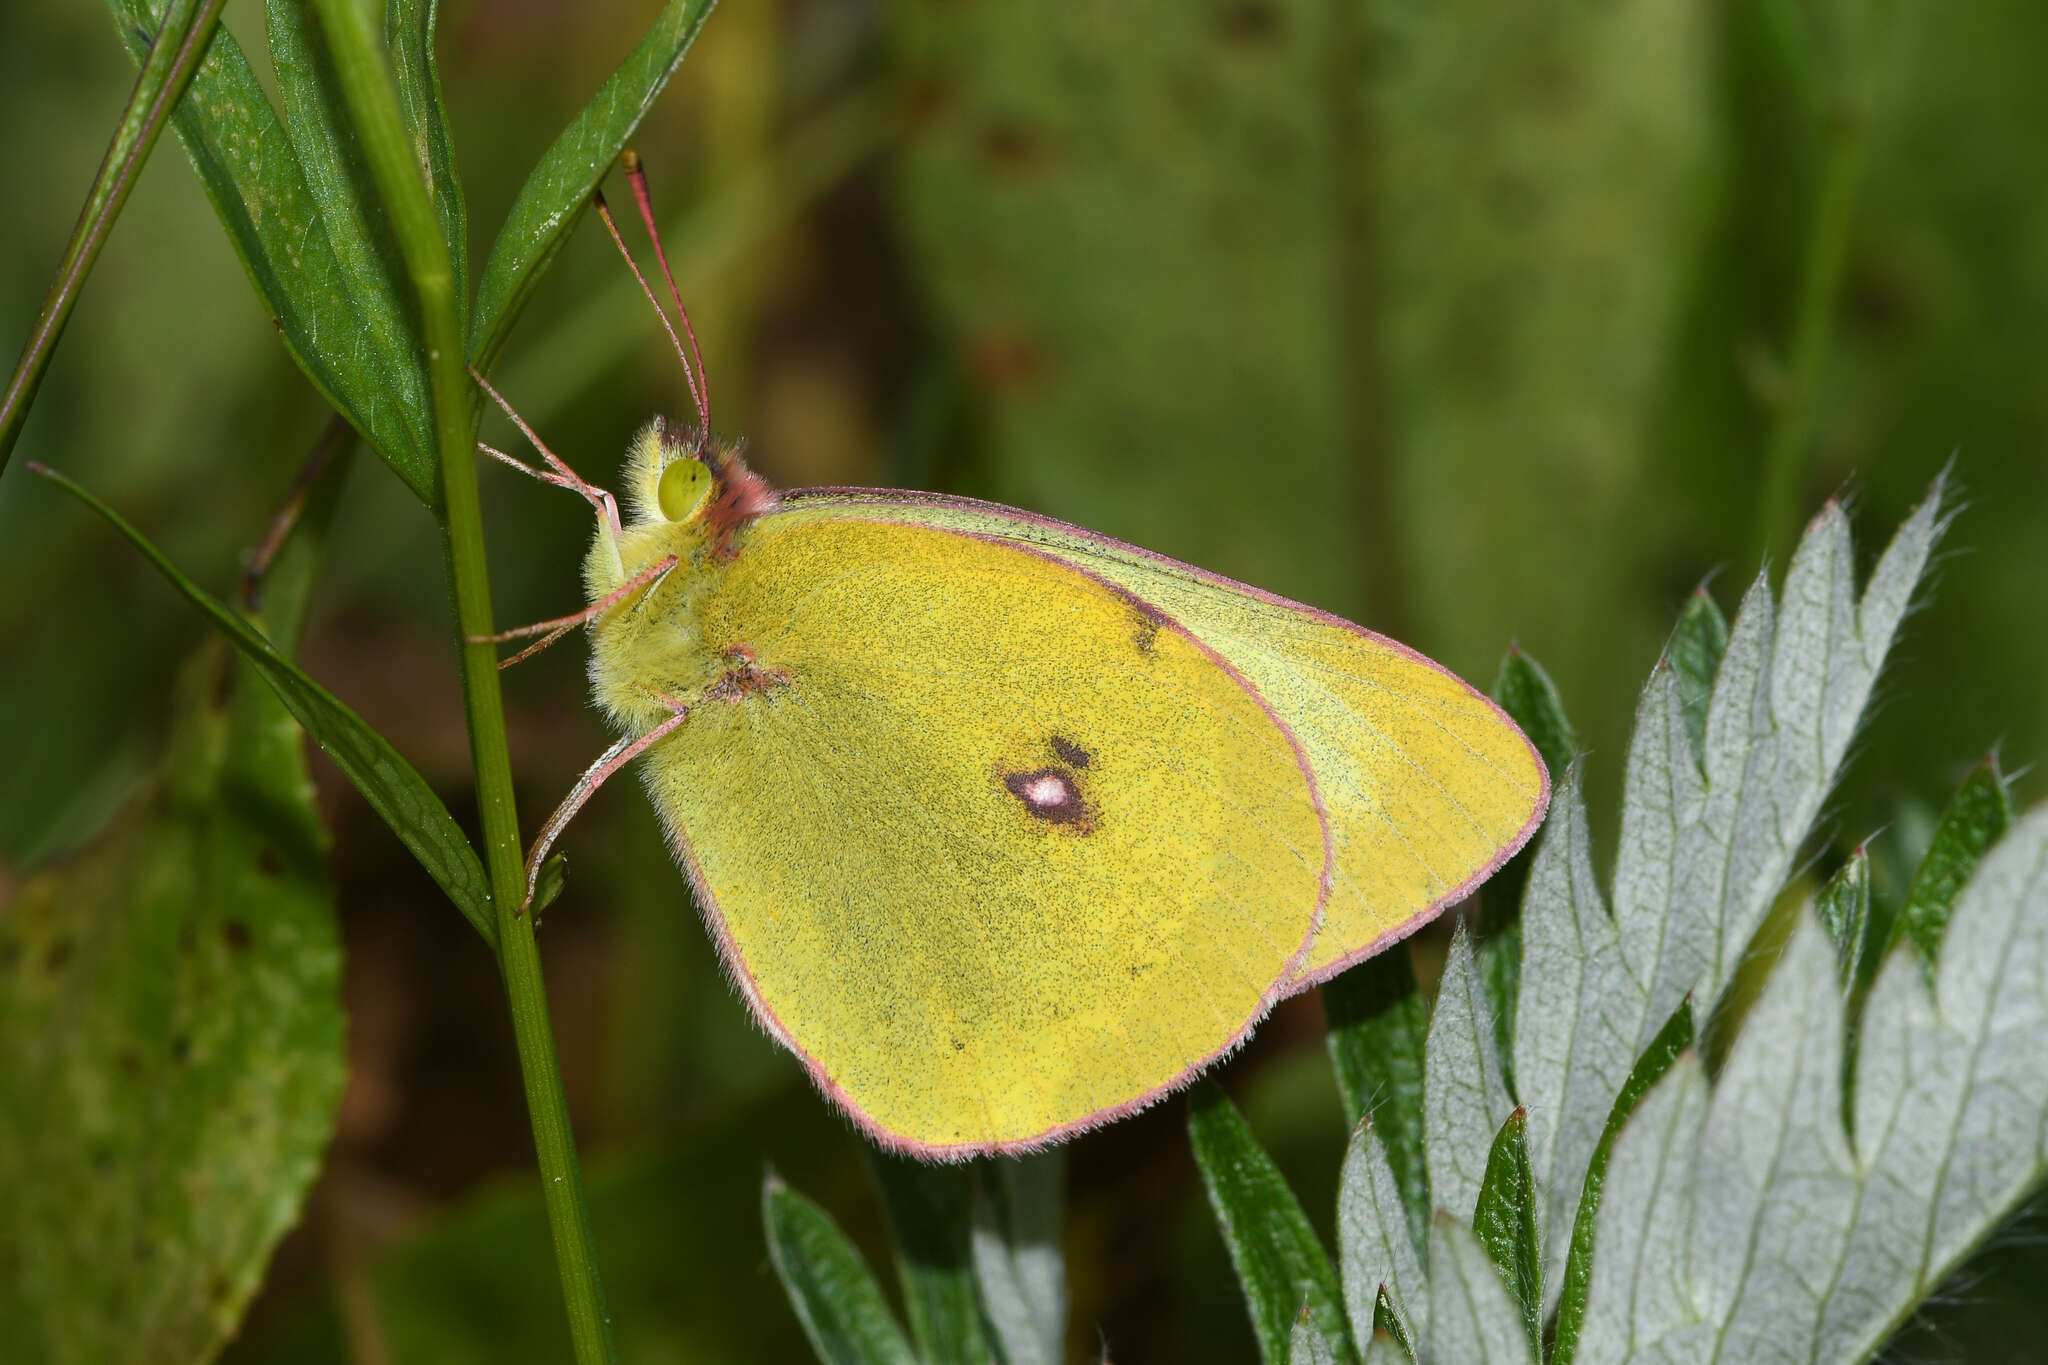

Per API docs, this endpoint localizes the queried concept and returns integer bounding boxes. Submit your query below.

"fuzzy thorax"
[584,416,779,736]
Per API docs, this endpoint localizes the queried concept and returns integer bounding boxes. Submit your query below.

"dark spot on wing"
[952,1038,966,1053]
[1131,602,1164,656]
[1001,767,1095,834]
[1050,736,1091,768]
[704,643,790,703]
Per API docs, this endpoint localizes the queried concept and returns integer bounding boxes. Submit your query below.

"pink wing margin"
[649,512,1337,1161]
[779,487,1554,1002]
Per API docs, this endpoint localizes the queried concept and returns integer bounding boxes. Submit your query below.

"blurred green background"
[3,0,2044,1359]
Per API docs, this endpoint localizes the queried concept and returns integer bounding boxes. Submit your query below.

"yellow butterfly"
[477,158,1548,1159]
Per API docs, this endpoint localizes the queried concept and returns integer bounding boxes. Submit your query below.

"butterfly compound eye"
[656,454,713,521]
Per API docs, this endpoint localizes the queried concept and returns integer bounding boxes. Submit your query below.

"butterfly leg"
[521,695,690,911]
[469,365,627,579]
[469,553,680,670]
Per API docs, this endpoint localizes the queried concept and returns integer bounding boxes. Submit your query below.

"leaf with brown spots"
[0,643,342,1357]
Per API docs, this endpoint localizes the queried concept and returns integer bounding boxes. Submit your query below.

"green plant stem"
[1751,108,1866,570]
[0,0,226,476]
[309,2,615,1360]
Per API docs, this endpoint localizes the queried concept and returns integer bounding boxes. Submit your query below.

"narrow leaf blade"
[1189,1083,1354,1365]
[1667,587,1729,759]
[32,465,495,947]
[762,1175,918,1365]
[1336,1118,1427,1349]
[265,0,433,470]
[1425,1216,1534,1365]
[1,0,225,474]
[970,1153,1067,1365]
[1549,996,1694,1365]
[1893,756,2011,964]
[1422,929,1512,1226]
[386,0,468,322]
[864,1152,990,1365]
[469,0,719,373]
[102,0,436,500]
[1323,945,1430,1254]
[1469,1109,1539,1360]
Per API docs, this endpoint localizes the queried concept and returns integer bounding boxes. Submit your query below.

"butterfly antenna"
[620,151,711,441]
[593,183,710,448]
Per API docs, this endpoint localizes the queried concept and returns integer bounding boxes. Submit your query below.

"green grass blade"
[0,0,225,477]
[763,1175,918,1365]
[469,0,719,375]
[387,0,468,324]
[30,463,495,948]
[1470,1109,1540,1360]
[1890,756,2011,965]
[1189,1082,1356,1365]
[865,1152,991,1365]
[265,0,433,465]
[1550,997,1695,1365]
[101,0,437,502]
[1323,947,1430,1258]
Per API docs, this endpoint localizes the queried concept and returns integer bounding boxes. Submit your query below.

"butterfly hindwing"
[638,515,1329,1154]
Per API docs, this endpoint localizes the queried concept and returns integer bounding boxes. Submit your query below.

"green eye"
[657,457,712,521]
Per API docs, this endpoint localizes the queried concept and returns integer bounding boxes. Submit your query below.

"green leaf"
[1510,763,1636,1318]
[265,0,433,466]
[1323,945,1430,1256]
[1549,996,1694,1365]
[1491,649,1578,782]
[0,631,342,1359]
[1815,847,1872,991]
[0,0,226,476]
[1289,1306,1344,1365]
[1478,646,1578,1082]
[102,0,439,501]
[31,463,496,948]
[1336,1117,1426,1349]
[1469,1109,1539,1361]
[1189,1082,1355,1365]
[1425,1215,1532,1365]
[1891,756,2011,965]
[1666,587,1729,761]
[970,1154,1067,1365]
[469,0,720,375]
[763,1175,918,1365]
[386,0,467,328]
[1422,929,1512,1227]
[864,1152,990,1365]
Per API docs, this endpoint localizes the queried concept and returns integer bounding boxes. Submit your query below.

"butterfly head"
[619,416,780,555]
